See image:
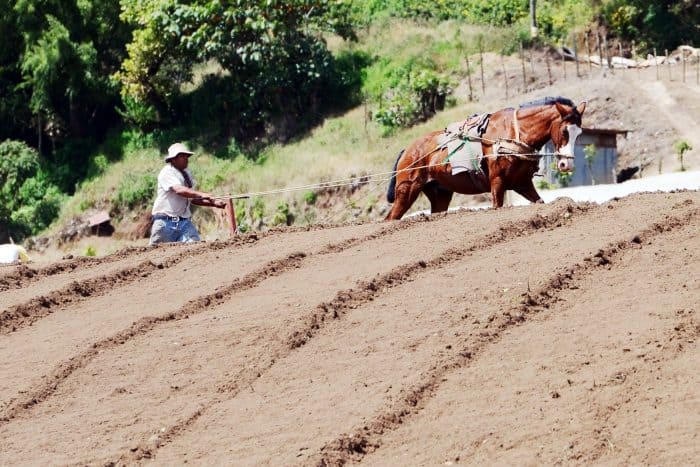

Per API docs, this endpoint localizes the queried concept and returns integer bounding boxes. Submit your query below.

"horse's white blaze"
[557,124,581,171]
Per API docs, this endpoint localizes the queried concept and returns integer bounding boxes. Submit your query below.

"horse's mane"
[518,96,575,109]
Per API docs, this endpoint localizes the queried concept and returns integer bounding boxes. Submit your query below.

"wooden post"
[654,48,659,80]
[545,52,552,85]
[363,93,369,136]
[573,33,580,78]
[225,198,237,237]
[561,43,567,79]
[665,49,671,81]
[618,42,623,74]
[603,34,612,74]
[519,42,527,92]
[465,54,473,102]
[585,33,592,75]
[632,40,638,76]
[479,39,485,96]
[596,33,603,74]
[501,54,509,100]
[682,50,686,83]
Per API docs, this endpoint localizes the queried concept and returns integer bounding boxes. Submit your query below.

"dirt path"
[632,79,700,172]
[0,191,698,465]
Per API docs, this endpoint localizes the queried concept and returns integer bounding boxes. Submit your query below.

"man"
[150,142,226,244]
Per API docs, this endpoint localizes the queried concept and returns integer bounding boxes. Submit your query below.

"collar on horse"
[492,109,539,161]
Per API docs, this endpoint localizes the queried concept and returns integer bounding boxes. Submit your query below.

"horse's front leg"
[386,179,424,220]
[490,176,506,208]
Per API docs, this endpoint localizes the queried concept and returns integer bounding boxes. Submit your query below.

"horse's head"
[550,100,586,172]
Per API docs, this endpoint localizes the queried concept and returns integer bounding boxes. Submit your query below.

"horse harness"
[490,109,539,162]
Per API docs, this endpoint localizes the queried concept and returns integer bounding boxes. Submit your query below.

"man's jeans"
[149,217,201,244]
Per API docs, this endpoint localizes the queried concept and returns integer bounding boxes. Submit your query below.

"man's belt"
[152,214,188,222]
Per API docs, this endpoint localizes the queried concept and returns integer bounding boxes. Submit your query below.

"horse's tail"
[387,149,405,204]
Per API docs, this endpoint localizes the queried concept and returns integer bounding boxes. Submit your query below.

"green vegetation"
[536,178,553,190]
[551,161,573,188]
[0,140,65,240]
[2,0,698,242]
[584,144,597,185]
[673,140,692,172]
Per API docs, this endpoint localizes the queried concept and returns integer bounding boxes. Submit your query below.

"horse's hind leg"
[423,182,454,214]
[386,180,423,220]
[514,180,544,204]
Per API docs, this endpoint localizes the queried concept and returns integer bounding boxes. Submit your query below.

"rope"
[209,149,565,201]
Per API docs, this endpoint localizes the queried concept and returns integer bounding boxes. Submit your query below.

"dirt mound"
[0,190,698,465]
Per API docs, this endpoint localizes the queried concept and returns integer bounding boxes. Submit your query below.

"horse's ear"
[554,102,570,117]
[576,101,587,116]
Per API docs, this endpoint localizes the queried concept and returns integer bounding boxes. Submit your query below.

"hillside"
[1,190,698,464]
[31,45,700,261]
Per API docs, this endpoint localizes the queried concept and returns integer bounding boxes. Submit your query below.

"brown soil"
[1,191,698,465]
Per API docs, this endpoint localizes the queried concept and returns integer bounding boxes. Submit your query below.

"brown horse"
[385,96,586,220]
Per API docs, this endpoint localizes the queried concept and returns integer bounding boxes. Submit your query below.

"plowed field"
[1,191,698,465]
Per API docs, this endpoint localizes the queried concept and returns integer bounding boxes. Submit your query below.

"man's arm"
[171,185,226,208]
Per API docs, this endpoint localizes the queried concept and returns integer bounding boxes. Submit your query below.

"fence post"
[225,198,237,237]
[682,49,686,83]
[479,38,485,96]
[632,40,638,77]
[501,54,509,100]
[465,54,473,102]
[603,34,613,74]
[654,48,659,80]
[585,33,592,76]
[618,42,623,74]
[562,42,567,79]
[545,52,553,85]
[596,33,603,74]
[519,42,527,92]
[573,33,580,78]
[665,49,671,81]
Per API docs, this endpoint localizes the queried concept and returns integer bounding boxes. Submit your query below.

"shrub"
[673,140,692,172]
[0,140,64,240]
[374,68,452,131]
[536,179,552,190]
[551,162,573,188]
[272,202,294,226]
[304,191,317,205]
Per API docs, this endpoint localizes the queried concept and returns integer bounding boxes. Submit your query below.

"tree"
[2,0,130,147]
[604,0,700,53]
[116,0,358,138]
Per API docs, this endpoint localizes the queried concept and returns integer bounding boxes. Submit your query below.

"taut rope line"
[202,135,570,201]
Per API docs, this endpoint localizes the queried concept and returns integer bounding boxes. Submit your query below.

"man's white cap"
[165,142,194,162]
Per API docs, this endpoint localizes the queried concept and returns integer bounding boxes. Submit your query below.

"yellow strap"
[513,108,521,142]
